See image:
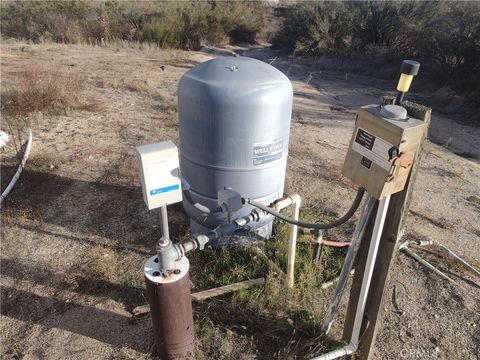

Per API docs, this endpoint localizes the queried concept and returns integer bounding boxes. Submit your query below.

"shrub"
[416,2,480,89]
[272,2,356,57]
[0,1,264,49]
[273,1,480,94]
[1,64,101,117]
[139,1,264,50]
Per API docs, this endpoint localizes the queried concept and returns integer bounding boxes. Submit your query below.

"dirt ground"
[1,40,479,359]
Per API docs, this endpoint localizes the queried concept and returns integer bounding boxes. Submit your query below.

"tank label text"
[253,138,283,165]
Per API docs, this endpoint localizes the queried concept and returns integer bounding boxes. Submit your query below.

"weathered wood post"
[342,97,432,359]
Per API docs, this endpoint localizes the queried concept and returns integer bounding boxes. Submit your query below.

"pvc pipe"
[286,195,301,288]
[0,131,32,206]
[271,194,302,288]
[350,195,390,346]
[311,343,355,360]
[248,189,365,230]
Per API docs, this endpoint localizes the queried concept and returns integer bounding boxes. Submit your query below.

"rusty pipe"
[144,256,194,359]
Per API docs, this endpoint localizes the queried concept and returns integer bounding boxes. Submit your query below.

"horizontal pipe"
[400,244,455,283]
[311,344,355,360]
[320,240,350,247]
[321,270,355,290]
[191,278,264,301]
[273,194,301,212]
[435,241,480,277]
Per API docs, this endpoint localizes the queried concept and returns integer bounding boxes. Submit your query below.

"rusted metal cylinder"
[144,256,194,359]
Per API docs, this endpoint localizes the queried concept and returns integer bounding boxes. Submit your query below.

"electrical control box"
[136,141,182,210]
[342,105,426,199]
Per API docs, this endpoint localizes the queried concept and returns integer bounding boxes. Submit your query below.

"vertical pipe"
[312,230,323,264]
[287,196,301,288]
[144,256,194,359]
[321,194,376,333]
[350,195,390,346]
[395,91,405,105]
[160,204,170,242]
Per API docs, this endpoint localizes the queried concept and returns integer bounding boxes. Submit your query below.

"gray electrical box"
[342,105,426,199]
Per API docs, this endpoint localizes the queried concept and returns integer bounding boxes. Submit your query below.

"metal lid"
[380,105,408,120]
[400,60,420,76]
[144,255,189,284]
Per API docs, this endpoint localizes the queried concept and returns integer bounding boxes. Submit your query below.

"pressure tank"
[178,56,293,243]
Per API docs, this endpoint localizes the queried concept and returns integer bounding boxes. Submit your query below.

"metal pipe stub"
[144,256,194,359]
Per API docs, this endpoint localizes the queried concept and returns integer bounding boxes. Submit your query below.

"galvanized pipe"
[160,204,170,242]
[400,244,455,283]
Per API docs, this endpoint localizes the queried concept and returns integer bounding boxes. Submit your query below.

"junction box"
[136,141,182,210]
[342,104,426,199]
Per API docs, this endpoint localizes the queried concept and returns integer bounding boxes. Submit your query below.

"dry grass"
[1,63,106,117]
[124,79,153,93]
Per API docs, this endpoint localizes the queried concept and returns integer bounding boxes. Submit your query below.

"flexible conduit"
[0,131,32,206]
[247,188,365,230]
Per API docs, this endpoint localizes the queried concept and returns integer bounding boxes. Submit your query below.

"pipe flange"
[144,255,189,284]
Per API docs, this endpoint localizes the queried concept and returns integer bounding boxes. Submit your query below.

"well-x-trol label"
[253,138,283,165]
[352,128,393,171]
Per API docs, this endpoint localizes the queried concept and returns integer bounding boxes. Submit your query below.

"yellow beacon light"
[396,60,420,104]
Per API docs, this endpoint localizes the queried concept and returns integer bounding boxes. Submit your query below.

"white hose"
[0,131,32,206]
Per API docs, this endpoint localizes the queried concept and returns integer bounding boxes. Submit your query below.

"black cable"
[247,188,365,230]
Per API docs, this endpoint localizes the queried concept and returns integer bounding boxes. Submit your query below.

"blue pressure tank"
[178,56,293,241]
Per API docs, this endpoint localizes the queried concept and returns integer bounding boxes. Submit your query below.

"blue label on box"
[149,184,179,196]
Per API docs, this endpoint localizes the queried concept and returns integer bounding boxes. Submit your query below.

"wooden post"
[342,97,432,359]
